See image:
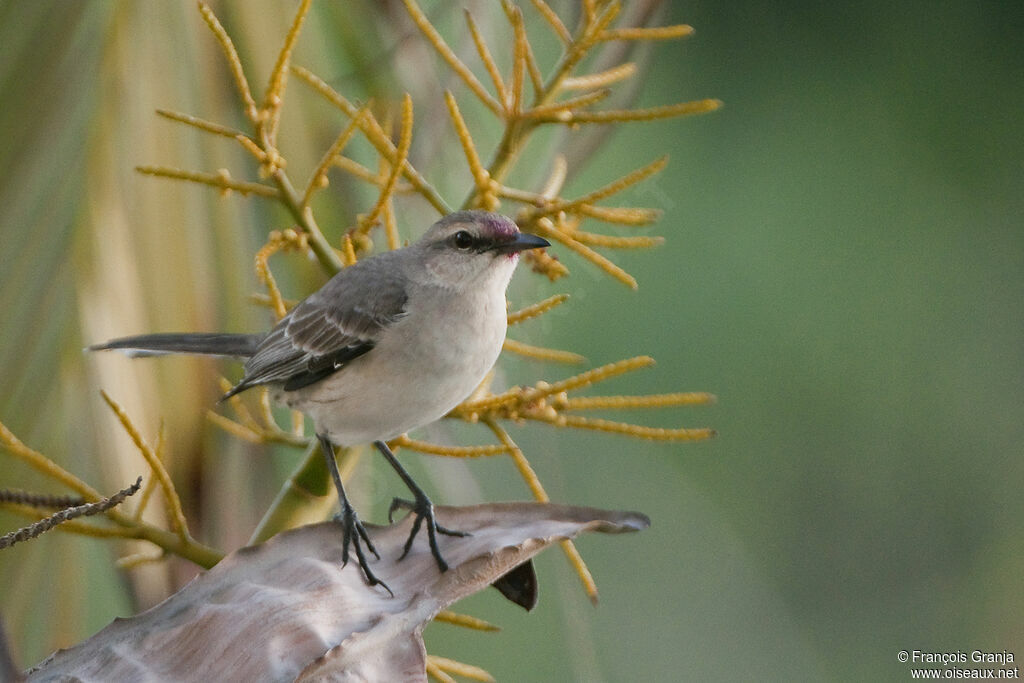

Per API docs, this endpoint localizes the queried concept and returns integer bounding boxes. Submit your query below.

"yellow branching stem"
[101,391,190,539]
[427,656,495,683]
[503,338,585,364]
[484,418,598,602]
[532,217,638,288]
[254,228,310,319]
[503,1,543,95]
[136,166,279,198]
[564,231,664,249]
[541,155,568,199]
[358,94,413,234]
[526,156,669,218]
[291,65,451,215]
[444,91,497,210]
[599,25,695,41]
[209,379,309,448]
[1,421,102,500]
[521,88,612,120]
[561,62,636,90]
[464,9,509,111]
[523,248,570,281]
[530,0,572,45]
[389,436,509,459]
[577,204,660,226]
[401,0,502,116]
[455,356,655,418]
[263,0,313,140]
[426,661,458,683]
[507,293,570,325]
[530,413,716,441]
[433,611,501,632]
[132,425,167,522]
[302,106,368,208]
[553,98,722,124]
[116,549,166,570]
[197,1,258,120]
[156,109,243,139]
[383,200,401,250]
[562,392,717,410]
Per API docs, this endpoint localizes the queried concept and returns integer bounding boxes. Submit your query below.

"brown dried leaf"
[27,503,649,682]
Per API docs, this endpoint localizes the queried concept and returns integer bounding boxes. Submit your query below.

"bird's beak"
[492,232,550,254]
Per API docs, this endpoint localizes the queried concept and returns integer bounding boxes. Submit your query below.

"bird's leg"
[374,440,468,572]
[319,434,391,595]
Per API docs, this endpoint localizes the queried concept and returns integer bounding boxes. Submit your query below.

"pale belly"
[278,290,506,445]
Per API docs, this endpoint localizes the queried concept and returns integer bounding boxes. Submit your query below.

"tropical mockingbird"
[90,210,550,591]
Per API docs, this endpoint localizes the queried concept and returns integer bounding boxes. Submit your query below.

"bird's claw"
[387,495,469,573]
[332,504,392,597]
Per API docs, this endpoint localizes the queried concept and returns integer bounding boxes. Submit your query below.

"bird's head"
[416,211,549,291]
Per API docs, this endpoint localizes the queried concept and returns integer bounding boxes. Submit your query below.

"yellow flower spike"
[206,412,264,445]
[135,166,279,198]
[530,412,716,441]
[382,200,401,251]
[217,376,261,433]
[425,661,457,683]
[115,549,167,570]
[262,0,313,140]
[566,231,665,250]
[156,109,244,139]
[341,233,358,267]
[509,6,528,116]
[577,204,661,226]
[523,248,570,281]
[540,155,568,199]
[0,420,102,501]
[507,293,570,325]
[522,88,612,120]
[457,356,654,418]
[433,610,501,632]
[130,424,167,522]
[302,105,368,208]
[428,656,496,683]
[599,24,695,42]
[401,0,502,117]
[254,236,289,319]
[565,392,717,410]
[559,98,723,125]
[291,66,451,215]
[561,62,637,90]
[531,155,668,217]
[485,419,598,601]
[388,436,510,459]
[503,339,586,364]
[100,391,190,539]
[359,94,413,234]
[502,1,544,95]
[464,9,509,113]
[530,0,572,45]
[533,217,638,288]
[197,2,258,121]
[444,91,491,198]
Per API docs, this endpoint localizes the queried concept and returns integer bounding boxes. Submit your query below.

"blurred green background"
[1,1,1021,680]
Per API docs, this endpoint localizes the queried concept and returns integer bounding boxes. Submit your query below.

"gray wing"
[222,254,409,399]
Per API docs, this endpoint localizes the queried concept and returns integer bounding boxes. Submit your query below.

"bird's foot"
[332,502,392,596]
[387,496,469,572]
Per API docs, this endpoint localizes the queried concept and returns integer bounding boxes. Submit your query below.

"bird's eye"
[452,230,474,250]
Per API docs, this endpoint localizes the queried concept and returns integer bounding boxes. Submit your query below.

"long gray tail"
[88,332,262,358]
